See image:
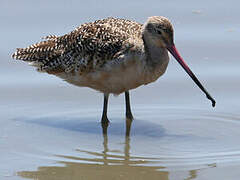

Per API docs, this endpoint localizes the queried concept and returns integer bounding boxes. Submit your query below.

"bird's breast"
[56,55,169,94]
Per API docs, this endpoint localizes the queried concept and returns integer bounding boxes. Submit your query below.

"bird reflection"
[186,170,197,180]
[101,117,133,166]
[17,117,199,180]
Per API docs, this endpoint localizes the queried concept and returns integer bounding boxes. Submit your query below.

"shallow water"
[1,0,240,179]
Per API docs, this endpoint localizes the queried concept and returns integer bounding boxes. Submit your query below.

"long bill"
[167,45,216,107]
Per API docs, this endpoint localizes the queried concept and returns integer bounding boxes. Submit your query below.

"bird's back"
[12,17,143,74]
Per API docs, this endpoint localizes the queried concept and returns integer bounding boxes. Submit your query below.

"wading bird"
[12,16,216,125]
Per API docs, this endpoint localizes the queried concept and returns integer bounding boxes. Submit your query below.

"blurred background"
[1,0,240,180]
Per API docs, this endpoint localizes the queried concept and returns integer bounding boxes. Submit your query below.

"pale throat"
[142,34,169,68]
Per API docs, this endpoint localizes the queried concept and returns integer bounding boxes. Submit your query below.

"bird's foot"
[101,115,109,124]
[101,116,109,135]
[126,111,134,120]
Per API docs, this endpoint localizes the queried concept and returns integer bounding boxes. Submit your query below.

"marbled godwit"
[12,16,216,124]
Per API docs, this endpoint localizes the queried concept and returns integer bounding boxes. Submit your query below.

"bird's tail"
[12,35,61,64]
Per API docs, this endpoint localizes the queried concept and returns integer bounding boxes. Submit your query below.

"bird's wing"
[12,17,143,74]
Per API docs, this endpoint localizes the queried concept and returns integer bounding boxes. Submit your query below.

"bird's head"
[143,16,216,107]
[143,16,174,48]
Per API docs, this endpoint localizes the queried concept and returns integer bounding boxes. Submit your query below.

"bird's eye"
[156,29,162,35]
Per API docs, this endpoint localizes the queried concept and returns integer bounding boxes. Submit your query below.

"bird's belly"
[56,59,168,94]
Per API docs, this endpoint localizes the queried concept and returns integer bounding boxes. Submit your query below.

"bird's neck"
[142,34,169,68]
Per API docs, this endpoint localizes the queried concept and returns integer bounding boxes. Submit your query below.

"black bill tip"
[206,94,216,107]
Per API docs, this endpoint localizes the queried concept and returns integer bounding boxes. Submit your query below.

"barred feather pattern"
[12,17,143,74]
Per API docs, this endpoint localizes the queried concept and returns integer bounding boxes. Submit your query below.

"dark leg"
[125,91,133,120]
[101,93,109,126]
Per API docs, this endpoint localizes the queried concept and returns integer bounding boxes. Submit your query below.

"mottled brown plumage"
[12,17,143,74]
